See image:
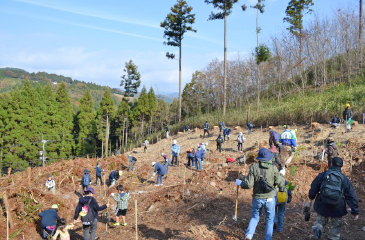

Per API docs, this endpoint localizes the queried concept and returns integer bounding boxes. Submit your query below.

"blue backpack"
[83,174,91,186]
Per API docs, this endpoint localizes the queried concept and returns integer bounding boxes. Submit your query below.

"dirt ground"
[0,123,365,240]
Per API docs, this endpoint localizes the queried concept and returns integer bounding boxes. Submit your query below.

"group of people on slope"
[235,148,359,240]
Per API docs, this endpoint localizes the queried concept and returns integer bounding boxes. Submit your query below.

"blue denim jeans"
[187,157,195,167]
[157,175,164,185]
[172,156,178,166]
[164,162,169,173]
[245,198,276,240]
[195,158,202,170]
[274,203,286,232]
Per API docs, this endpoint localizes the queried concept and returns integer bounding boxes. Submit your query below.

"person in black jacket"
[74,187,109,240]
[216,133,224,153]
[342,103,353,132]
[309,157,359,240]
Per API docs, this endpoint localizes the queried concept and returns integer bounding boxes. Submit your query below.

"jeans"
[129,160,136,171]
[164,161,169,173]
[83,219,98,240]
[157,175,164,185]
[172,156,178,166]
[187,156,195,167]
[248,127,253,134]
[274,203,286,232]
[196,158,202,170]
[42,226,56,239]
[238,143,243,151]
[246,198,276,240]
[95,175,103,185]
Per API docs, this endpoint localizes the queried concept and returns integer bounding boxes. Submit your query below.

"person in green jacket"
[236,148,285,240]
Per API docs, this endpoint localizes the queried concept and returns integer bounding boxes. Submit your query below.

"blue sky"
[0,0,358,95]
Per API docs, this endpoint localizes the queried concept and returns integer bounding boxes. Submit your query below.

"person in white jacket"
[46,175,56,194]
[237,132,245,152]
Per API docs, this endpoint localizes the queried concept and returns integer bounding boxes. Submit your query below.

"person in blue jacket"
[309,157,359,240]
[186,148,195,168]
[171,140,180,167]
[269,129,281,149]
[151,162,167,186]
[195,147,206,171]
[161,153,170,173]
[223,127,231,141]
[247,121,254,134]
[39,204,61,239]
[109,170,122,187]
[203,121,210,137]
[95,162,103,186]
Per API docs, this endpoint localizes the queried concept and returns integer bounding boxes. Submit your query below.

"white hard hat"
[151,162,156,166]
[161,153,165,156]
[173,140,177,144]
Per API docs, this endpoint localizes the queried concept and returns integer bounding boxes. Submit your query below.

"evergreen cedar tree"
[204,0,240,117]
[283,0,314,38]
[160,0,196,122]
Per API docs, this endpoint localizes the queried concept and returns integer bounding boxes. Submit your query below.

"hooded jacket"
[109,170,119,181]
[74,196,107,220]
[240,161,285,199]
[95,166,102,177]
[39,209,61,227]
[171,144,180,156]
[269,131,281,147]
[309,167,359,218]
[195,149,206,159]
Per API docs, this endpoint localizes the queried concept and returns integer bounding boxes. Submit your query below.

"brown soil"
[1,124,364,240]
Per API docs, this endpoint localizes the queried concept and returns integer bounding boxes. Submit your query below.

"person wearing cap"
[309,157,359,240]
[325,137,339,169]
[216,133,224,153]
[171,140,180,167]
[39,204,61,239]
[195,146,206,171]
[161,153,170,173]
[237,132,245,152]
[46,175,56,194]
[236,148,285,240]
[95,162,104,186]
[203,121,210,137]
[110,185,130,226]
[74,187,109,240]
[268,146,282,170]
[81,169,91,195]
[343,103,353,132]
[109,170,122,187]
[151,162,167,186]
[269,129,280,150]
[129,155,137,171]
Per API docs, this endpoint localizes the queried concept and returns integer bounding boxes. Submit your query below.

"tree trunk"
[122,119,125,148]
[223,5,227,117]
[360,0,363,65]
[104,114,109,157]
[178,44,182,122]
[126,100,129,149]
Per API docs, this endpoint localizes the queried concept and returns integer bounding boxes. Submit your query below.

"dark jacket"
[269,131,281,147]
[332,116,340,124]
[39,209,61,227]
[204,122,209,130]
[343,108,353,120]
[195,149,206,159]
[309,167,359,218]
[216,135,224,144]
[154,163,167,175]
[81,173,91,186]
[74,196,107,220]
[96,166,102,177]
[109,170,119,181]
[187,151,194,158]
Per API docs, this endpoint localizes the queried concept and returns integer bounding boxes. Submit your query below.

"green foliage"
[255,44,270,64]
[160,0,196,54]
[205,0,239,20]
[283,0,314,37]
[120,60,141,98]
[251,0,265,14]
[286,181,296,191]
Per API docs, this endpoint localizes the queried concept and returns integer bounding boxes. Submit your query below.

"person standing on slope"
[171,140,180,167]
[236,148,285,240]
[203,121,210,137]
[343,103,353,133]
[279,125,297,168]
[309,157,359,240]
[237,132,245,152]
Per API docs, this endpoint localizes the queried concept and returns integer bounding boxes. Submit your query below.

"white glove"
[111,193,115,196]
[236,179,242,186]
[279,168,286,176]
[152,172,156,177]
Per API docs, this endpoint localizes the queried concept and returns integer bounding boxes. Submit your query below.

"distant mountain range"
[0,67,176,106]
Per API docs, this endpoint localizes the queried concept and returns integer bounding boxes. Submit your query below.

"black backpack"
[319,170,344,205]
[80,198,94,225]
[259,167,275,193]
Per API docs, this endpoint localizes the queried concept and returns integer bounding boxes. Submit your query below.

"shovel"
[233,164,246,221]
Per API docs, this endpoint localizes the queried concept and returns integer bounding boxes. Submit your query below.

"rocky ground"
[0,123,364,240]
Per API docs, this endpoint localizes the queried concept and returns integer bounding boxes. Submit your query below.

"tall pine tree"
[160,0,196,122]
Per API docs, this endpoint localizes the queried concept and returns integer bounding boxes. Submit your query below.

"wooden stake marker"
[135,199,138,240]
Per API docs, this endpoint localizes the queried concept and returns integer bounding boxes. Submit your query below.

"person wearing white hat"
[151,162,167,186]
[171,140,180,167]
